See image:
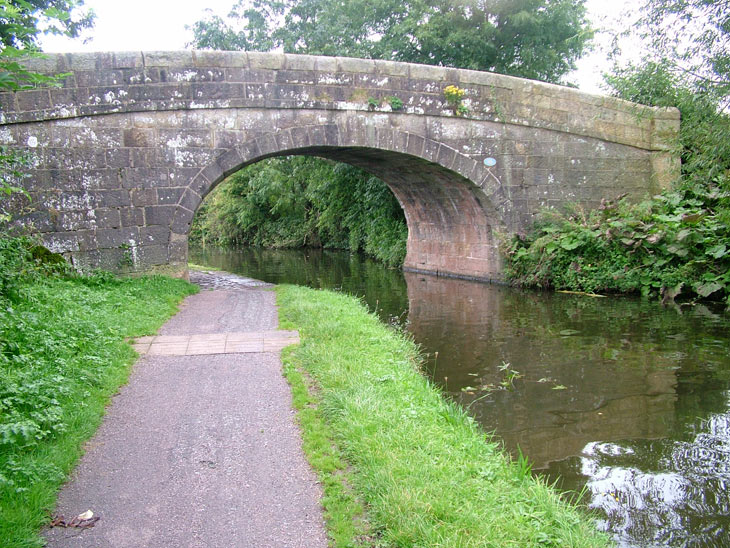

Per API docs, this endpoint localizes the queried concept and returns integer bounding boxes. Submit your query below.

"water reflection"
[405,272,681,467]
[191,247,730,546]
[404,272,730,547]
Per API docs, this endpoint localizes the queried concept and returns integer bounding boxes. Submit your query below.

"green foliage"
[627,0,730,108]
[387,95,403,111]
[191,0,592,85]
[0,0,94,90]
[0,270,195,547]
[505,2,730,307]
[277,284,608,546]
[605,62,730,185]
[504,189,730,306]
[191,156,408,267]
[0,145,32,223]
[0,236,69,302]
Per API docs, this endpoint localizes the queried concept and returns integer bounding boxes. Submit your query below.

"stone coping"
[131,330,300,356]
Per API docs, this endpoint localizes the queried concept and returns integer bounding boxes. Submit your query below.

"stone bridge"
[0,51,679,280]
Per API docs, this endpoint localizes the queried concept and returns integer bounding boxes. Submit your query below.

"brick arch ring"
[171,123,509,281]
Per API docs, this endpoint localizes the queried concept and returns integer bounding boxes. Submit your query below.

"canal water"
[191,246,730,547]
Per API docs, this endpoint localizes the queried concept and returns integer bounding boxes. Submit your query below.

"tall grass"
[277,285,608,547]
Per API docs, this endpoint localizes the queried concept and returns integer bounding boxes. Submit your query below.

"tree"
[606,1,730,184]
[1,0,94,90]
[190,0,593,84]
[632,0,729,108]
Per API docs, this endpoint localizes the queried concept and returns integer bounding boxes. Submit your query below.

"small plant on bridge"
[444,85,468,116]
[367,96,379,111]
[387,96,404,111]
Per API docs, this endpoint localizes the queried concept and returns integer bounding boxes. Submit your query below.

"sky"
[39,0,638,95]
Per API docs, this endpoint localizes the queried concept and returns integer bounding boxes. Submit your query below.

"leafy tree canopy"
[611,0,729,109]
[190,0,593,84]
[0,0,94,90]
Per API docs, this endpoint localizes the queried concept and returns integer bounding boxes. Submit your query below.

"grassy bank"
[0,272,196,547]
[276,285,608,547]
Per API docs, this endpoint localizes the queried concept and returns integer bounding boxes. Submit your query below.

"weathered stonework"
[0,51,680,281]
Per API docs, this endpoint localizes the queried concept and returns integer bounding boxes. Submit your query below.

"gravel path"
[44,271,327,548]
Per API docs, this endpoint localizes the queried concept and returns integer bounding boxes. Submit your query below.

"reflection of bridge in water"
[404,271,680,469]
[404,270,730,546]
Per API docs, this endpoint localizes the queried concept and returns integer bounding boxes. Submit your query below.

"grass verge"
[0,273,196,547]
[276,284,609,547]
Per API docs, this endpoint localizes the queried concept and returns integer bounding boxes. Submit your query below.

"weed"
[387,95,403,111]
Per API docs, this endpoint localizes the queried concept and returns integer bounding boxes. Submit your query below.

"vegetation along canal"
[191,246,730,547]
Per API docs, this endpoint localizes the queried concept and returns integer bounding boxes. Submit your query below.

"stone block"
[170,206,194,234]
[124,128,155,148]
[139,225,170,244]
[406,134,425,157]
[248,52,286,70]
[17,89,51,112]
[144,205,176,227]
[178,189,201,212]
[437,145,457,170]
[93,190,131,208]
[159,128,212,148]
[110,52,144,69]
[96,227,139,248]
[65,53,99,71]
[0,92,17,114]
[131,188,158,207]
[284,54,318,72]
[106,148,132,169]
[192,50,233,68]
[215,147,244,175]
[374,59,410,77]
[138,244,169,265]
[119,207,145,227]
[290,127,311,149]
[94,208,122,228]
[144,51,194,68]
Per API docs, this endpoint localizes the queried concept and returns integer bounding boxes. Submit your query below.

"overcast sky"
[39,0,638,95]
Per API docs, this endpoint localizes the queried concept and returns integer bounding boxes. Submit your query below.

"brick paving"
[131,331,300,356]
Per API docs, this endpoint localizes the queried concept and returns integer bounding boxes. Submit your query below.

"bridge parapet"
[1,51,678,155]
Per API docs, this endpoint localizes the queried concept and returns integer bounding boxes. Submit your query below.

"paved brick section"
[132,331,300,355]
[1,51,680,281]
[44,276,327,548]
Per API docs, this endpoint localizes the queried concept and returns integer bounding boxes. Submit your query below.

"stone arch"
[170,124,507,281]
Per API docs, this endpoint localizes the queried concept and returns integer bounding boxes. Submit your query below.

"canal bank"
[276,283,608,547]
[192,246,730,546]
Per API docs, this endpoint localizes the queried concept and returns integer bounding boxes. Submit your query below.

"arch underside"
[287,146,503,281]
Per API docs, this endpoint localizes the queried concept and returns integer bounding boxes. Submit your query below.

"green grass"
[0,273,197,547]
[276,285,609,547]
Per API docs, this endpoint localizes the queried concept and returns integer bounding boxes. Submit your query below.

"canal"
[191,246,730,547]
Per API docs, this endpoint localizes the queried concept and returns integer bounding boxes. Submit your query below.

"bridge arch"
[177,123,507,280]
[0,51,680,280]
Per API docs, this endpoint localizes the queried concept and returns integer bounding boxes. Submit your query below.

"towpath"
[44,270,327,548]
